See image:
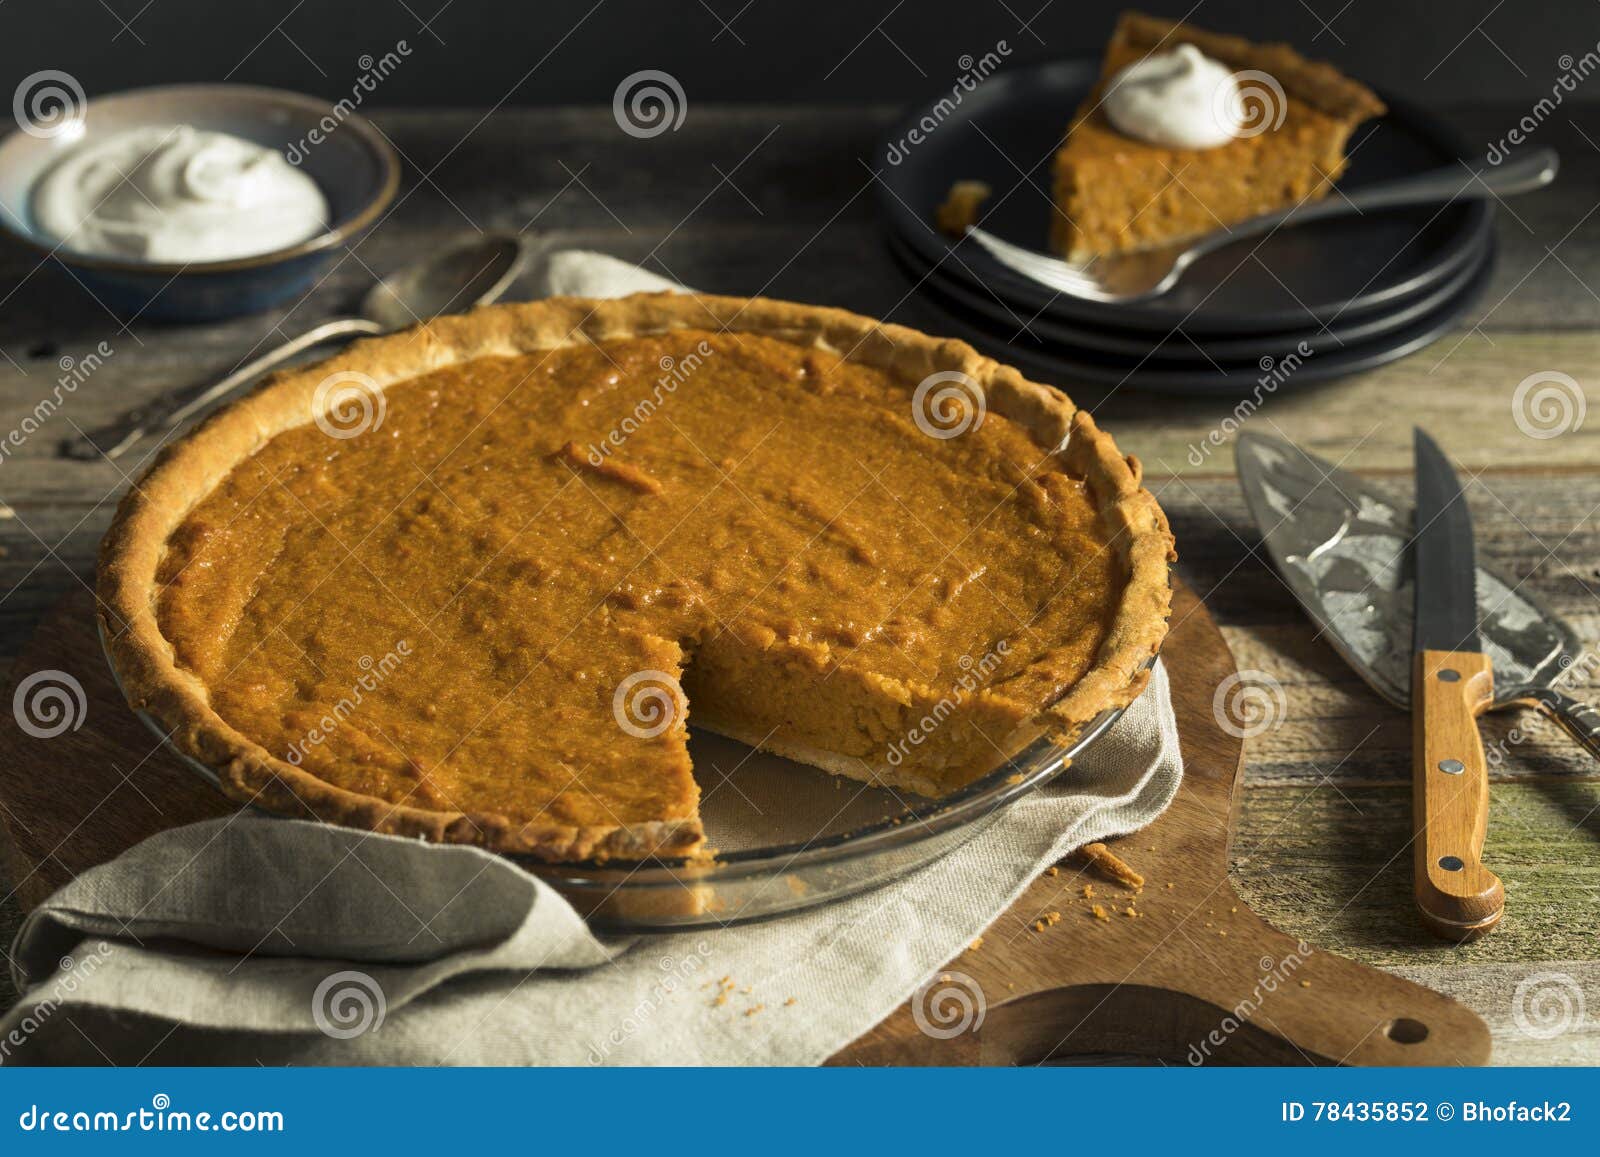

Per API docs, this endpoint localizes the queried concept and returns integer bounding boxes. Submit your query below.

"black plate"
[877,60,1493,334]
[898,241,1495,395]
[887,229,1491,363]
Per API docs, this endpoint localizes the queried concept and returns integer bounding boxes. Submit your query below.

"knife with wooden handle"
[1410,428,1504,941]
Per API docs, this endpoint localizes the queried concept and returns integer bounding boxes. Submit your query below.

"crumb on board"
[1045,866,1059,877]
[1090,904,1111,921]
[1029,911,1064,933]
[1081,883,1094,899]
[1073,842,1144,889]
[934,179,992,236]
[1300,980,1312,988]
[968,936,984,952]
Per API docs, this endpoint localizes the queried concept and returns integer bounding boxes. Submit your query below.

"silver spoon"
[966,148,1558,304]
[63,232,528,462]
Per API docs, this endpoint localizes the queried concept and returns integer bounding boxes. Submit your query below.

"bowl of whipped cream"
[0,84,399,320]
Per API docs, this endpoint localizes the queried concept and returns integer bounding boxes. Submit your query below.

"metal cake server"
[1235,430,1600,758]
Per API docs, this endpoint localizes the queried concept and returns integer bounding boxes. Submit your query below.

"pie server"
[1235,431,1600,937]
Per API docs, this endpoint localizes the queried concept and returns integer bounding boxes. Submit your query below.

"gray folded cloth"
[0,254,1183,1065]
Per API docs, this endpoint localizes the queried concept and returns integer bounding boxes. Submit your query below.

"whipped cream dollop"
[32,125,329,263]
[1102,44,1242,149]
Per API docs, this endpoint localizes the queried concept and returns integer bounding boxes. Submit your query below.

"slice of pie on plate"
[1050,11,1386,259]
[98,294,1173,862]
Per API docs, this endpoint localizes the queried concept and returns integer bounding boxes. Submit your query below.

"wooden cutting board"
[0,583,1490,1065]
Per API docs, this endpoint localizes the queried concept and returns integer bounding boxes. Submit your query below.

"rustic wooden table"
[0,105,1595,1063]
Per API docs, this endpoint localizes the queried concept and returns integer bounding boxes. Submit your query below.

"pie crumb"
[1045,866,1059,877]
[1300,980,1312,988]
[935,180,992,236]
[1073,842,1144,889]
[1090,904,1110,921]
[968,937,984,951]
[745,1004,765,1017]
[785,997,798,1006]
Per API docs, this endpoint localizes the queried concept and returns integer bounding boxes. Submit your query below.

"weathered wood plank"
[1234,781,1600,969]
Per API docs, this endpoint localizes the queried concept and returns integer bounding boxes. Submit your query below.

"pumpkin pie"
[1050,12,1385,259]
[98,294,1173,862]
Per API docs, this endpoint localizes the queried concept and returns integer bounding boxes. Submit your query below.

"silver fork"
[965,148,1558,304]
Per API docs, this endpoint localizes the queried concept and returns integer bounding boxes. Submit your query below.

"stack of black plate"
[877,61,1495,395]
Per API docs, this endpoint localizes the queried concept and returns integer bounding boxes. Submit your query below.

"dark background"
[4,0,1594,108]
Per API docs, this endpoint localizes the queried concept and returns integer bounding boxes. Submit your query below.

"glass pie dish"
[104,623,1145,932]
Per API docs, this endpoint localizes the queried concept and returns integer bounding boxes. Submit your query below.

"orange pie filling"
[150,328,1124,858]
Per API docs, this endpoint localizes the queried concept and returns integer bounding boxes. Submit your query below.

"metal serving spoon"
[966,148,1558,305]
[63,232,528,462]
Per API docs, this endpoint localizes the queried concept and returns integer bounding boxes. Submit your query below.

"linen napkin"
[0,252,1184,1065]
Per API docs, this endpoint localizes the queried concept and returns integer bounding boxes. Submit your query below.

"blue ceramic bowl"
[0,84,399,321]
